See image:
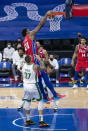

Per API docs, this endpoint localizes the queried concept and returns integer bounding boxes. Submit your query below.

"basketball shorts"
[23,83,42,102]
[76,61,88,72]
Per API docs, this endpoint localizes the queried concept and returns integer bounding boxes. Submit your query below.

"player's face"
[27,29,30,34]
[36,42,40,49]
[18,50,24,57]
[78,32,82,37]
[81,39,86,45]
[7,42,11,48]
[49,55,54,60]
[17,38,21,43]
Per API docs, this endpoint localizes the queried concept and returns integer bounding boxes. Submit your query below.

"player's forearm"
[39,14,47,28]
[71,53,76,63]
[39,59,45,70]
[36,55,45,69]
[32,11,54,35]
[44,53,49,61]
[31,14,47,35]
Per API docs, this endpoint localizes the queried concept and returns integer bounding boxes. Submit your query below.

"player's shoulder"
[76,44,79,48]
[11,47,15,51]
[33,63,37,68]
[54,58,58,62]
[23,35,29,43]
[75,44,79,50]
[4,47,8,50]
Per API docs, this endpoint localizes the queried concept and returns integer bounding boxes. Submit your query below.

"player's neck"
[39,47,43,50]
[81,44,85,48]
[27,62,33,65]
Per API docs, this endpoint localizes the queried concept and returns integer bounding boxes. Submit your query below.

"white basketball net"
[49,16,63,32]
[49,4,65,32]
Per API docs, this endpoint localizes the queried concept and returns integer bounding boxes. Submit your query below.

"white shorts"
[23,83,42,102]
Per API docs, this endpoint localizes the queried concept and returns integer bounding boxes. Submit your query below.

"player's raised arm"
[71,45,78,67]
[31,11,54,35]
[34,55,45,72]
[43,49,49,61]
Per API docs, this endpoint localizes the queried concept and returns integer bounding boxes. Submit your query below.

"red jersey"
[77,44,87,61]
[38,47,45,59]
[23,35,40,76]
[22,35,38,62]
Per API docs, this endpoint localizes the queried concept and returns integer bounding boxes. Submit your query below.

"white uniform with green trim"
[22,63,42,102]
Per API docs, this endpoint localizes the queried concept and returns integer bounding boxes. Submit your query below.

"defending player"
[36,41,65,100]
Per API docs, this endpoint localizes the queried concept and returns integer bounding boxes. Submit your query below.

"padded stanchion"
[72,5,88,17]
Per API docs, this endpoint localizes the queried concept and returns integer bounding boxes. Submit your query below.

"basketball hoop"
[48,11,66,32]
[49,12,66,18]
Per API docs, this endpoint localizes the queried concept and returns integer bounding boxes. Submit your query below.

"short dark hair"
[81,37,87,41]
[36,40,40,42]
[25,55,31,63]
[17,37,22,41]
[21,28,27,37]
[7,41,12,44]
[18,47,25,52]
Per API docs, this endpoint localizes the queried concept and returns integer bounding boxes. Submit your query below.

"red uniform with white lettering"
[22,35,40,76]
[22,35,38,63]
[76,44,88,72]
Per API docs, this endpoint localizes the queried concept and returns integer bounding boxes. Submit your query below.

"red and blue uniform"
[38,47,58,98]
[38,47,45,59]
[76,44,88,72]
[75,44,88,81]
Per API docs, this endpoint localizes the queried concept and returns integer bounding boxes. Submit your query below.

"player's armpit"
[75,45,78,54]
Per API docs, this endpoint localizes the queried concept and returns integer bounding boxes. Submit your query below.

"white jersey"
[17,55,26,69]
[22,63,38,85]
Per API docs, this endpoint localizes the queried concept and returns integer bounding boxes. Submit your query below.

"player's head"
[18,47,25,57]
[21,28,30,37]
[17,44,22,50]
[17,37,22,44]
[36,41,41,49]
[49,54,54,61]
[78,32,82,37]
[81,37,86,45]
[7,41,12,48]
[25,55,32,64]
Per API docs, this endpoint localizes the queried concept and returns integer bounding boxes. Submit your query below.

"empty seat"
[58,58,73,83]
